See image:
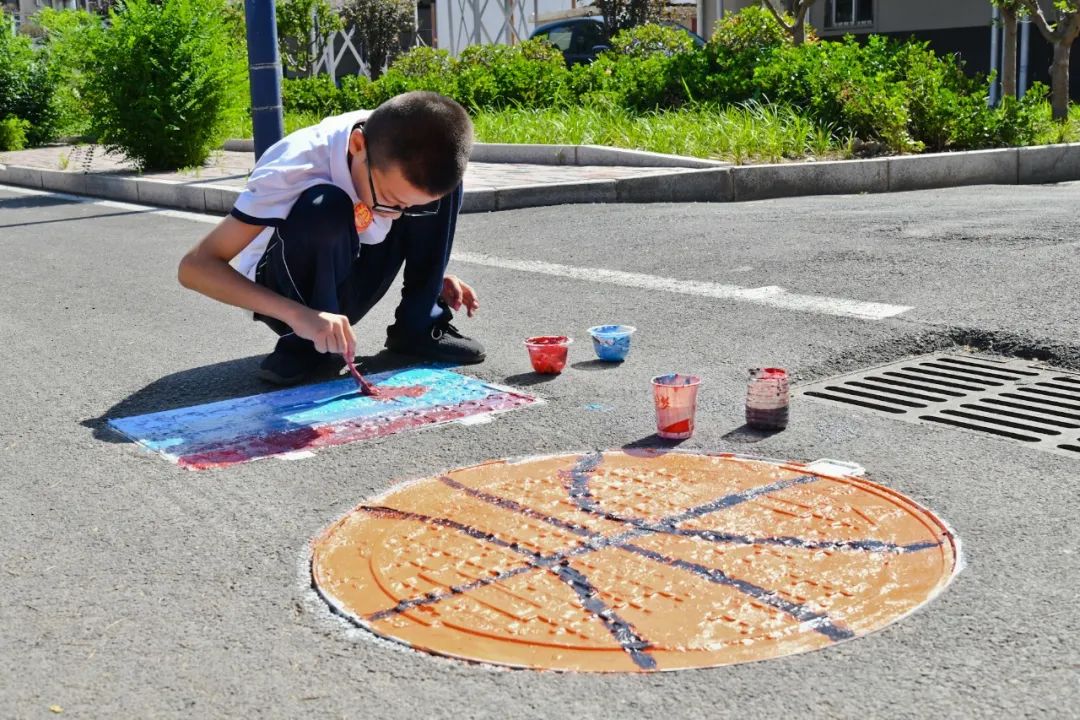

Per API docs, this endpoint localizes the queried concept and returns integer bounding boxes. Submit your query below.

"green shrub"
[282,75,342,117]
[568,24,701,111]
[754,38,917,152]
[339,74,385,110]
[0,116,29,151]
[377,46,459,99]
[691,7,792,107]
[709,5,788,52]
[36,8,102,138]
[0,18,59,146]
[453,39,569,110]
[83,0,248,170]
[610,22,696,58]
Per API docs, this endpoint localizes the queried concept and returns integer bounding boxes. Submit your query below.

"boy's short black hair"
[364,91,473,198]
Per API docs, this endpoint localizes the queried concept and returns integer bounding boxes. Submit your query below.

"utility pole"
[244,0,285,161]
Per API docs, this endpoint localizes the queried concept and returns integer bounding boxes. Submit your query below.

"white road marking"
[453,252,912,320]
[3,184,912,320]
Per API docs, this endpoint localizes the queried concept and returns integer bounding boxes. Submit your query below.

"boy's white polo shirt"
[229,109,394,281]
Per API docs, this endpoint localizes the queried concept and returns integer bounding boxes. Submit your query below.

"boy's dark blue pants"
[253,183,460,341]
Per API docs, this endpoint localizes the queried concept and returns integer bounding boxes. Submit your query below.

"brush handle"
[345,357,378,396]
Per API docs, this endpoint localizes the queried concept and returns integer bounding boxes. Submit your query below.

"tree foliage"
[587,0,667,35]
[1014,0,1080,120]
[276,0,343,76]
[341,0,415,80]
[83,0,248,170]
[759,0,817,45]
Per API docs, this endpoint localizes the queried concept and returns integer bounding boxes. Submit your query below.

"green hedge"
[0,16,59,148]
[281,7,1046,155]
[82,0,248,170]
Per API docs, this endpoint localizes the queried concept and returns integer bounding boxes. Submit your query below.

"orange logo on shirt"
[354,202,374,233]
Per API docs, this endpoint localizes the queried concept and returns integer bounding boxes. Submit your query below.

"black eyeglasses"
[360,128,441,218]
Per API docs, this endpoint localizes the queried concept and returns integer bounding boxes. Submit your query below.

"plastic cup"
[524,335,573,374]
[651,373,702,439]
[587,325,636,362]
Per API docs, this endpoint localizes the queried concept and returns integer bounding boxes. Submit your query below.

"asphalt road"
[1,182,1078,719]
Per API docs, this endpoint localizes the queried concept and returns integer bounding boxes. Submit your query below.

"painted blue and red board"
[108,367,538,470]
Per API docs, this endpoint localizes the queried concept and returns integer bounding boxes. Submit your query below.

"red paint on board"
[176,390,534,469]
[371,384,427,400]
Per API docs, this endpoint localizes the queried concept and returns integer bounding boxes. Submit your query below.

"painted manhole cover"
[311,451,960,672]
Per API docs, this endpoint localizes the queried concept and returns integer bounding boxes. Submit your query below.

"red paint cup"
[652,373,702,440]
[524,335,572,374]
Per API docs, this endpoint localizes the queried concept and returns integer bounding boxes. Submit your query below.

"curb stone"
[4,143,1080,214]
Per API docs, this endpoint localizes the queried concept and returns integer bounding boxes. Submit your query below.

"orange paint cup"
[525,336,572,374]
[651,373,701,439]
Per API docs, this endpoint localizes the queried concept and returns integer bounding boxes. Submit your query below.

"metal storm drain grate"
[797,353,1080,457]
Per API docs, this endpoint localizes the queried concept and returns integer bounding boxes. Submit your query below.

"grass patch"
[227,100,1080,164]
[470,102,852,164]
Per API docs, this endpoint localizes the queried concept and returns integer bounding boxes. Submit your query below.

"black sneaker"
[385,318,486,365]
[258,335,339,386]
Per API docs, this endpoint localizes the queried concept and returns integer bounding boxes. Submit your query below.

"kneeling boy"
[178,91,484,385]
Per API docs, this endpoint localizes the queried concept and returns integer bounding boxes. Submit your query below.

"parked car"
[529,17,705,66]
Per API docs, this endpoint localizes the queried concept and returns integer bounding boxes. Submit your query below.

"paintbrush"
[344,356,379,397]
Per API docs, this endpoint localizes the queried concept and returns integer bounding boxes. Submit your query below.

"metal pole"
[244,0,285,161]
[989,5,1000,107]
[1019,16,1031,98]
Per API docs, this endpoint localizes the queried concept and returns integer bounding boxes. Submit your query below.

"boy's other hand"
[293,309,357,358]
[441,275,479,317]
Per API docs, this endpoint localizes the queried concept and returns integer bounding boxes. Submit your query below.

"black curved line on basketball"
[564,452,857,640]
[359,453,936,657]
[442,474,938,554]
[618,544,855,641]
[357,505,656,669]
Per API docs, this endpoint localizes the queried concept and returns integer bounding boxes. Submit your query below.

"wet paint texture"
[746,368,790,430]
[108,367,538,469]
[588,325,636,362]
[652,374,702,440]
[311,451,960,672]
[525,336,571,374]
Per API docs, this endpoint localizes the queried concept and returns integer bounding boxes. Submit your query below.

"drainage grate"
[797,353,1080,458]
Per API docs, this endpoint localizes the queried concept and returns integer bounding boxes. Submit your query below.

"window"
[824,0,873,29]
[537,26,574,52]
[571,21,607,54]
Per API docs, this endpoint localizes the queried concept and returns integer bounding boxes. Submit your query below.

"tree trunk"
[1051,40,1071,121]
[1001,7,1018,98]
[792,14,805,46]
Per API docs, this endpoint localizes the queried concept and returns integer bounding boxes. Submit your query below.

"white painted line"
[453,251,912,320]
[0,183,221,224]
[3,184,912,320]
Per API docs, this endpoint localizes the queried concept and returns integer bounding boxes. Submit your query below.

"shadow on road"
[81,350,420,443]
[570,360,622,371]
[621,434,687,452]
[502,371,561,386]
[720,424,785,443]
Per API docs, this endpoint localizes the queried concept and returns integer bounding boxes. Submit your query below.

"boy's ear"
[348,128,365,155]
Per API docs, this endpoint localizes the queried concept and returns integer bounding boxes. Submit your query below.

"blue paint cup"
[587,325,636,362]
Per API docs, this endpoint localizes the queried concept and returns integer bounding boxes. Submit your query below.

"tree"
[760,0,817,46]
[588,0,666,36]
[342,0,414,80]
[994,0,1022,99]
[1016,0,1080,120]
[276,0,342,77]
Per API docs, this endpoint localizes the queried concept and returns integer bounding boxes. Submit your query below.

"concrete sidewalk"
[4,140,1080,214]
[0,142,724,214]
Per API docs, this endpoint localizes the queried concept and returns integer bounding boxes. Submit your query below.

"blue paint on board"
[107,366,536,467]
